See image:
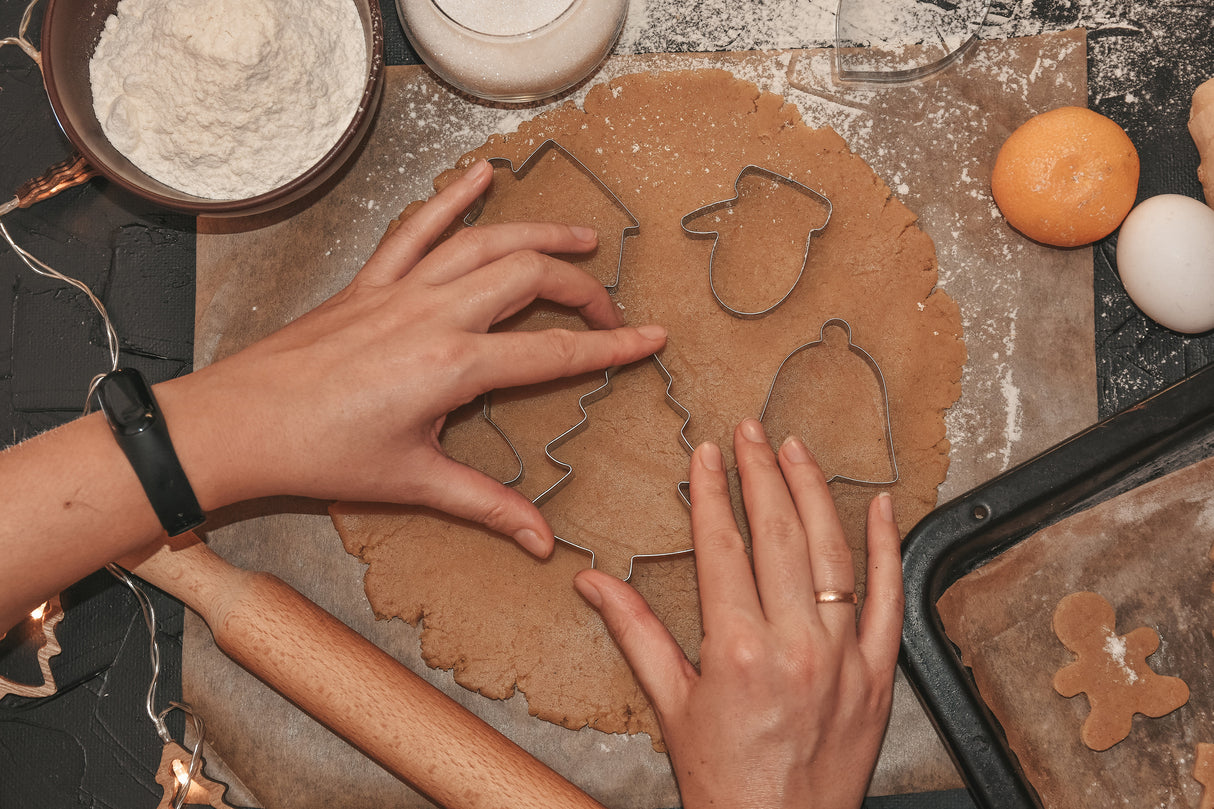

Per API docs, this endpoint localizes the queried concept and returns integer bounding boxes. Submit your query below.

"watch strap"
[95,368,205,536]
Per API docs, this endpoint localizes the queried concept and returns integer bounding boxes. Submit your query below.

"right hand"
[573,419,904,808]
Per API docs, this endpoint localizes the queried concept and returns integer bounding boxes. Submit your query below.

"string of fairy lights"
[1,2,215,805]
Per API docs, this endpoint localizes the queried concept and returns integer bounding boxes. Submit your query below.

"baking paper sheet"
[188,35,1094,807]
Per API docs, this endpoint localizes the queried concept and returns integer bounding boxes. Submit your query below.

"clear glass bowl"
[397,0,627,102]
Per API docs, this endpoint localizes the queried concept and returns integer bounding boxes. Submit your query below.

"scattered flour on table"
[89,0,366,200]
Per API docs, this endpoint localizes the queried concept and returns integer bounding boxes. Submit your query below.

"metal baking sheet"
[901,362,1214,809]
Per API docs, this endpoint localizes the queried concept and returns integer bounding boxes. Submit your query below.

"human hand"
[572,418,904,809]
[161,160,666,556]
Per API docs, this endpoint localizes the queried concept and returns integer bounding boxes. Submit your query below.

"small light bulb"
[172,758,189,786]
[29,603,47,621]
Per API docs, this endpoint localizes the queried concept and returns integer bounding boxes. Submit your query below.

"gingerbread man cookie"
[1052,591,1189,751]
[1196,743,1214,809]
[1209,539,1214,641]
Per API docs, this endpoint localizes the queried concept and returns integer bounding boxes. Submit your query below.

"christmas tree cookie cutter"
[528,353,696,581]
[759,318,899,486]
[681,165,833,319]
[464,139,693,578]
[463,138,640,291]
[466,136,644,488]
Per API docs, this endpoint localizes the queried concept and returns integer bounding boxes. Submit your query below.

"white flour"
[89,0,366,200]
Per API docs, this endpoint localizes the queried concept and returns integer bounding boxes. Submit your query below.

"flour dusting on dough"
[1103,632,1140,685]
[333,68,965,749]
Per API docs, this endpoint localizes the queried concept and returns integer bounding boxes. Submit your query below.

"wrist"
[149,369,265,512]
[95,369,204,536]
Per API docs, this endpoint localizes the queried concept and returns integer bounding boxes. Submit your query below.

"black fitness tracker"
[94,368,205,536]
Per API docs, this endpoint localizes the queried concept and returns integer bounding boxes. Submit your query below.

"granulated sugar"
[435,0,574,36]
[89,0,366,200]
[398,0,625,100]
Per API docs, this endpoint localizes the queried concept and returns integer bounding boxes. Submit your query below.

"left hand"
[158,159,666,555]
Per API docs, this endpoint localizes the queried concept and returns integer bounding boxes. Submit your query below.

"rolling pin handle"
[130,537,606,809]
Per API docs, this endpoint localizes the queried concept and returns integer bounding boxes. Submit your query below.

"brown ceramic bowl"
[40,0,384,217]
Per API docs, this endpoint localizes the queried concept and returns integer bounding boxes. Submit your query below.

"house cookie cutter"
[759,318,899,486]
[526,353,695,581]
[465,141,693,578]
[464,139,640,291]
[681,166,832,319]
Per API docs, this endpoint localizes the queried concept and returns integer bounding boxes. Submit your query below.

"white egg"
[1117,194,1214,334]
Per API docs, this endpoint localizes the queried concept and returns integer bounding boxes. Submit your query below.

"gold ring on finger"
[814,590,858,604]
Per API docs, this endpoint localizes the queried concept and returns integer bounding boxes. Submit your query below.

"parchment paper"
[188,34,1095,807]
[937,455,1214,809]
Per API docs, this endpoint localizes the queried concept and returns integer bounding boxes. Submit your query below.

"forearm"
[0,162,668,633]
[0,409,164,630]
[0,373,250,632]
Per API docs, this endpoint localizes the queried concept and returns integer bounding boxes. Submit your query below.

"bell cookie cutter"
[463,138,640,291]
[681,166,832,319]
[528,354,696,581]
[759,318,899,486]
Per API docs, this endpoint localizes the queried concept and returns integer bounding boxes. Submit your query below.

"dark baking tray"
[900,361,1214,809]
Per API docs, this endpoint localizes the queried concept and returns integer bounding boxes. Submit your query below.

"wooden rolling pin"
[126,533,607,809]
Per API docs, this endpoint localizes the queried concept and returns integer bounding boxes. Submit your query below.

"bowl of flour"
[41,0,383,216]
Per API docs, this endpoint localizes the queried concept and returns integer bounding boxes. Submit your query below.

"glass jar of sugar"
[397,0,627,102]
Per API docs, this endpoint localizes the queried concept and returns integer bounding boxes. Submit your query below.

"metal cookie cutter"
[477,396,524,487]
[530,354,696,581]
[759,318,899,486]
[466,136,645,494]
[464,138,640,291]
[681,166,832,319]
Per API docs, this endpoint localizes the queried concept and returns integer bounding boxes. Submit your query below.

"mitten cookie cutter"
[759,318,899,486]
[530,354,695,581]
[464,138,640,291]
[681,165,833,319]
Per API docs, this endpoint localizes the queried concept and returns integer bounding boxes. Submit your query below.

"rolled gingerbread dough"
[332,68,965,745]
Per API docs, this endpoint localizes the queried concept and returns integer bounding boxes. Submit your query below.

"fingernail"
[468,160,492,181]
[570,225,597,242]
[781,435,812,464]
[740,418,766,443]
[637,324,667,341]
[698,442,723,471]
[573,575,603,609]
[514,528,550,557]
[877,492,895,522]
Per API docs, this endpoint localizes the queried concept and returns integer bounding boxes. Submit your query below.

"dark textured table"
[2,1,1212,807]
